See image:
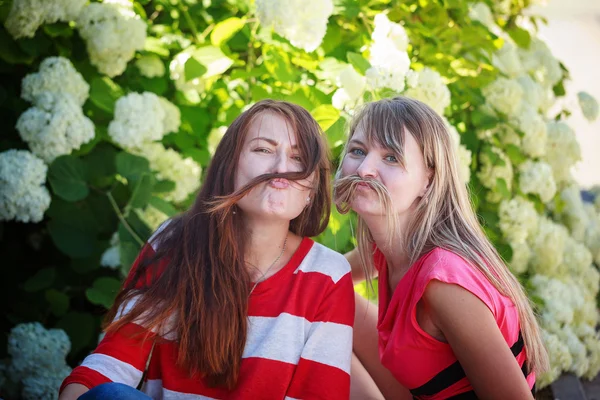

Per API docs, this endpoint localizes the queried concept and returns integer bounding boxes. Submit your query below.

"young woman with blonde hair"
[335,96,548,399]
[59,100,354,400]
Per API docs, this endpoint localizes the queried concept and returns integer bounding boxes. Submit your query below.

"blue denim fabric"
[78,382,152,400]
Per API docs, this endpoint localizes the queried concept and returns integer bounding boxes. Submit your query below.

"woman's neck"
[243,215,291,280]
[362,214,411,274]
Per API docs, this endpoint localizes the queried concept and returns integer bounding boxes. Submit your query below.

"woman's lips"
[269,178,290,189]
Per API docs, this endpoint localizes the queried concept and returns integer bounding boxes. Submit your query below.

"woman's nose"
[356,156,378,179]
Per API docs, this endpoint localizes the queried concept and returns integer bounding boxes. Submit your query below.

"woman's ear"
[420,168,434,197]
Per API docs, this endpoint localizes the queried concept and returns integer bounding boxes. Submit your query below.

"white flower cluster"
[516,75,545,113]
[539,328,572,387]
[135,55,165,78]
[100,232,121,269]
[577,92,599,122]
[508,241,531,274]
[518,38,562,89]
[518,160,556,203]
[169,50,206,98]
[528,217,569,277]
[77,1,147,77]
[137,205,169,231]
[556,184,589,242]
[4,0,86,39]
[6,322,72,400]
[468,2,495,29]
[137,143,201,203]
[482,78,523,118]
[509,105,547,158]
[108,92,181,150]
[332,65,367,110]
[365,14,411,93]
[16,92,95,163]
[0,150,51,223]
[256,0,334,52]
[583,204,600,265]
[499,196,538,244]
[477,147,513,202]
[404,68,451,116]
[492,41,522,79]
[22,57,90,106]
[544,121,581,184]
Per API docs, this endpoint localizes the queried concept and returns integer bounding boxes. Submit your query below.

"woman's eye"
[254,148,272,154]
[385,155,398,163]
[349,148,365,156]
[291,155,302,162]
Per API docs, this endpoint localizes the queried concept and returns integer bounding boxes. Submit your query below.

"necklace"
[249,235,288,295]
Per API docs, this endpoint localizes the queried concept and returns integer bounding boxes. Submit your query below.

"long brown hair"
[334,96,549,375]
[105,100,331,388]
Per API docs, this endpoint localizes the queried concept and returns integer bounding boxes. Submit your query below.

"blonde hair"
[334,96,549,376]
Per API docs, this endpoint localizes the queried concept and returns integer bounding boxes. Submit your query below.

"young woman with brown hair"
[334,97,548,400]
[59,100,355,400]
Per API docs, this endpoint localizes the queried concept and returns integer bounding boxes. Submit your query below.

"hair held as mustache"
[333,175,394,215]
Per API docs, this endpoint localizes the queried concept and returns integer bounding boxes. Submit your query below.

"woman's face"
[234,112,314,222]
[339,126,430,218]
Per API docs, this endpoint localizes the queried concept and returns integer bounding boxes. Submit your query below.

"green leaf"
[506,26,531,49]
[153,179,176,193]
[23,267,56,292]
[211,17,245,47]
[184,56,208,81]
[496,178,511,199]
[55,312,96,354]
[0,29,35,64]
[263,46,297,82]
[90,76,124,114]
[504,144,527,166]
[119,241,141,274]
[86,277,122,309]
[128,173,154,210]
[45,289,69,317]
[191,46,234,78]
[149,196,178,217]
[312,105,340,132]
[325,117,348,148]
[48,220,96,258]
[48,155,89,202]
[43,23,73,38]
[347,52,371,75]
[144,37,170,57]
[116,152,150,183]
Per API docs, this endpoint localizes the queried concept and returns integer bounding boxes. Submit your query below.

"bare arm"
[424,280,534,400]
[345,248,378,284]
[58,383,88,400]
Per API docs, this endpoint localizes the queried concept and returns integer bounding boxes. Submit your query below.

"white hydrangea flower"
[557,183,588,242]
[544,121,581,184]
[583,204,600,265]
[577,92,599,122]
[208,126,227,156]
[16,92,95,163]
[469,2,495,28]
[7,322,71,382]
[508,241,530,274]
[532,274,582,327]
[562,236,593,278]
[482,78,523,118]
[516,75,544,112]
[0,150,51,223]
[492,0,512,16]
[499,196,538,244]
[510,105,547,158]
[169,50,206,100]
[492,41,523,78]
[365,14,411,93]
[528,217,568,277]
[518,160,556,203]
[77,1,147,77]
[332,65,366,110]
[519,38,562,88]
[559,326,589,377]
[22,57,89,106]
[4,0,86,39]
[137,143,202,203]
[137,205,169,231]
[108,92,180,150]
[405,69,419,89]
[100,232,120,269]
[477,147,513,202]
[403,68,451,116]
[537,329,572,388]
[135,54,165,78]
[583,333,600,380]
[21,366,72,400]
[256,0,334,52]
[371,13,409,52]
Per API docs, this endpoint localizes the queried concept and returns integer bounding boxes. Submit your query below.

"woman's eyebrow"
[348,139,366,146]
[250,137,299,149]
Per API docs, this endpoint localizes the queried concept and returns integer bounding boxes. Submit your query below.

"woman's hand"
[58,383,89,400]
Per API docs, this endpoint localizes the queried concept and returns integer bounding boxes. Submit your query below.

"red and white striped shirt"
[60,234,355,399]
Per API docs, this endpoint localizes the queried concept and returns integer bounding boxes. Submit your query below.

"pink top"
[374,247,535,399]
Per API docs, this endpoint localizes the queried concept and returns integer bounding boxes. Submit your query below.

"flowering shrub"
[0,0,599,396]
